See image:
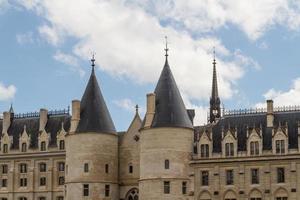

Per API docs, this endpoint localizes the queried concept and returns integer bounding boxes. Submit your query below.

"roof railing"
[12,107,70,119]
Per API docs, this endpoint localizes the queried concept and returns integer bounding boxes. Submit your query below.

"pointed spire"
[76,56,116,134]
[135,104,139,114]
[91,52,96,73]
[9,103,14,114]
[209,47,221,123]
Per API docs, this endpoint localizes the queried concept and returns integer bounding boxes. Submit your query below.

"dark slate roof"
[197,111,300,152]
[150,58,193,129]
[76,67,116,134]
[1,114,70,149]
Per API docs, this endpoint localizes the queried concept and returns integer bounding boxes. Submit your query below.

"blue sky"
[1,0,300,131]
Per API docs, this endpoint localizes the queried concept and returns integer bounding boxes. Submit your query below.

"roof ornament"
[213,46,216,65]
[164,36,169,58]
[9,103,14,113]
[91,52,96,72]
[135,104,139,114]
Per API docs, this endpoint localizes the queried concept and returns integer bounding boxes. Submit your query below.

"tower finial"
[213,46,216,65]
[91,52,96,72]
[164,36,169,57]
[135,104,139,114]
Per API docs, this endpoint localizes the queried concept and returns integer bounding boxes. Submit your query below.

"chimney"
[2,112,11,134]
[39,109,48,132]
[266,100,274,128]
[144,93,156,128]
[70,100,80,133]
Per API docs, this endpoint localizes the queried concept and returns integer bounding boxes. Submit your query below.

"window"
[3,144,8,153]
[19,198,27,200]
[182,181,187,194]
[39,197,46,200]
[21,143,27,152]
[59,140,65,150]
[201,171,209,186]
[165,160,169,169]
[84,163,89,173]
[251,169,259,184]
[39,163,47,172]
[1,198,7,200]
[83,184,89,196]
[276,140,285,154]
[2,179,7,187]
[226,170,234,185]
[58,162,65,172]
[57,197,64,200]
[40,141,46,151]
[105,164,109,174]
[200,144,209,158]
[40,177,46,186]
[193,145,197,154]
[2,164,8,174]
[129,165,133,174]
[276,197,288,200]
[250,141,259,155]
[19,163,27,173]
[20,178,27,187]
[225,143,234,157]
[164,181,170,194]
[277,167,285,183]
[250,198,262,200]
[105,184,110,197]
[58,176,64,185]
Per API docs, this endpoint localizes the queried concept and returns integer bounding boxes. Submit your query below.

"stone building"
[0,47,299,200]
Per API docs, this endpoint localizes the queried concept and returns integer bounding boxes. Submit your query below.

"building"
[0,46,299,200]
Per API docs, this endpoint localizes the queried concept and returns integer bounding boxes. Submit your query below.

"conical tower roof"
[76,57,116,134]
[151,55,193,129]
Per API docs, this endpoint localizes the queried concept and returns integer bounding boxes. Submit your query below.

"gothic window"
[58,162,65,172]
[276,140,285,154]
[40,141,46,151]
[39,163,47,172]
[200,144,209,158]
[59,140,65,150]
[250,141,259,155]
[225,143,234,157]
[19,163,27,173]
[58,176,64,185]
[21,143,27,152]
[182,181,187,194]
[125,188,139,200]
[83,184,89,196]
[2,165,8,174]
[251,168,259,184]
[105,184,110,197]
[40,177,46,186]
[164,181,170,194]
[201,171,209,186]
[277,168,285,183]
[226,169,234,185]
[2,179,7,187]
[3,144,8,154]
[164,159,169,169]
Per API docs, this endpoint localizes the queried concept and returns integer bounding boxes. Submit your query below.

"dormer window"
[275,140,285,154]
[40,141,46,151]
[200,144,209,158]
[3,144,8,154]
[250,141,259,156]
[21,143,27,152]
[59,140,65,150]
[225,143,234,157]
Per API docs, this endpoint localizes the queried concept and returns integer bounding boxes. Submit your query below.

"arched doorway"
[126,188,139,200]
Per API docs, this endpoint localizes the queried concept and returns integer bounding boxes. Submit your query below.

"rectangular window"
[276,197,288,200]
[57,197,64,200]
[276,140,285,154]
[250,198,262,200]
[105,164,109,174]
[40,177,46,186]
[250,141,259,155]
[40,141,46,151]
[164,160,169,169]
[105,184,110,197]
[2,165,8,174]
[39,163,47,172]
[84,163,89,173]
[277,167,285,183]
[129,165,133,174]
[2,179,7,187]
[20,164,27,173]
[20,178,27,187]
[164,181,170,194]
[39,197,46,200]
[58,176,65,185]
[3,144,8,153]
[58,162,65,172]
[201,171,209,186]
[21,143,27,152]
[251,169,259,184]
[226,169,234,185]
[83,184,89,196]
[182,181,187,194]
[225,143,234,157]
[59,140,65,150]
[200,144,209,158]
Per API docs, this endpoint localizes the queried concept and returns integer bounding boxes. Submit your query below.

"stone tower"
[65,56,118,200]
[209,51,221,123]
[139,47,194,199]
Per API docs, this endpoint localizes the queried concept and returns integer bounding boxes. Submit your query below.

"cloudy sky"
[1,0,300,130]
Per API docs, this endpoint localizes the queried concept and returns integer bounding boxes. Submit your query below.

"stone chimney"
[69,100,80,133]
[144,93,156,128]
[39,109,48,132]
[2,112,11,134]
[266,100,274,128]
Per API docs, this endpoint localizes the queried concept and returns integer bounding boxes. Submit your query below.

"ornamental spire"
[91,52,96,73]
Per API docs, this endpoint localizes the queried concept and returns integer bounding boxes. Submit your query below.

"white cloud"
[16,32,34,44]
[0,83,16,101]
[114,98,145,114]
[38,25,61,46]
[255,78,300,108]
[53,51,85,77]
[0,0,9,13]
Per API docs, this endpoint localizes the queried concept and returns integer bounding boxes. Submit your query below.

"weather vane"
[165,36,169,57]
[91,52,96,67]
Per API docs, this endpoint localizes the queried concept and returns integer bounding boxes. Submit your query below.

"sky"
[1,0,300,131]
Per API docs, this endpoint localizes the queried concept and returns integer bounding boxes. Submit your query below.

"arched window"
[129,164,133,174]
[164,159,169,169]
[3,144,8,153]
[59,140,65,150]
[125,188,139,200]
[40,141,46,151]
[21,143,27,152]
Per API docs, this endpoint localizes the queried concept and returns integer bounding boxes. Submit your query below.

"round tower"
[139,49,194,200]
[65,57,118,200]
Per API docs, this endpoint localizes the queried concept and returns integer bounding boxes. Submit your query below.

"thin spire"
[91,52,96,73]
[9,103,14,113]
[135,104,139,114]
[164,36,169,58]
[213,46,216,65]
[211,47,218,98]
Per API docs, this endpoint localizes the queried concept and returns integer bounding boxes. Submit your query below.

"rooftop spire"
[9,103,14,114]
[164,36,169,58]
[135,104,139,114]
[91,52,96,73]
[209,47,221,123]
